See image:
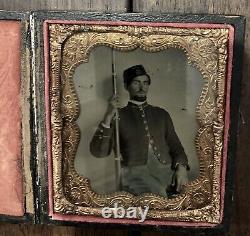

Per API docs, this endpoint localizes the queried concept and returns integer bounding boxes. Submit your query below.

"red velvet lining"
[0,21,24,216]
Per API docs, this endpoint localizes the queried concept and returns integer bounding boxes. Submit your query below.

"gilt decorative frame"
[43,14,242,228]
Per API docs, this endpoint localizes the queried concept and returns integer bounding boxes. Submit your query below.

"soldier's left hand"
[171,165,188,193]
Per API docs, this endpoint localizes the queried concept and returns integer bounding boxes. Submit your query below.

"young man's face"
[125,75,150,102]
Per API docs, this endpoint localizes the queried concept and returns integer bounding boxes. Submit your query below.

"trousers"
[121,143,173,197]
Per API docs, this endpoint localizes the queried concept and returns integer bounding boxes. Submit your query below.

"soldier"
[90,65,189,197]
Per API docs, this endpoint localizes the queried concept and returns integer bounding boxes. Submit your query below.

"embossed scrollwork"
[49,23,229,223]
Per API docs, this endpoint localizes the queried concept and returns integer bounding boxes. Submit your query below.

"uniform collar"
[128,100,148,109]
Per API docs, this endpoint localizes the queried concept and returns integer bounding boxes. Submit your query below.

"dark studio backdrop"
[0,1,249,236]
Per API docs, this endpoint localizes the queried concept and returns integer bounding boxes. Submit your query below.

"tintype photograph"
[74,47,201,197]
[45,15,240,227]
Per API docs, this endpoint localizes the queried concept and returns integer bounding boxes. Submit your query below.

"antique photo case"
[39,12,245,231]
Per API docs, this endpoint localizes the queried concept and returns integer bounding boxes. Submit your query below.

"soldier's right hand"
[102,95,119,126]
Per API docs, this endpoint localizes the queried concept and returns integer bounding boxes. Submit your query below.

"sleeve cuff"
[172,162,190,171]
[93,122,113,137]
[101,122,110,129]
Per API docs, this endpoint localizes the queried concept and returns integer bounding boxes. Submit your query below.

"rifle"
[111,49,123,191]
